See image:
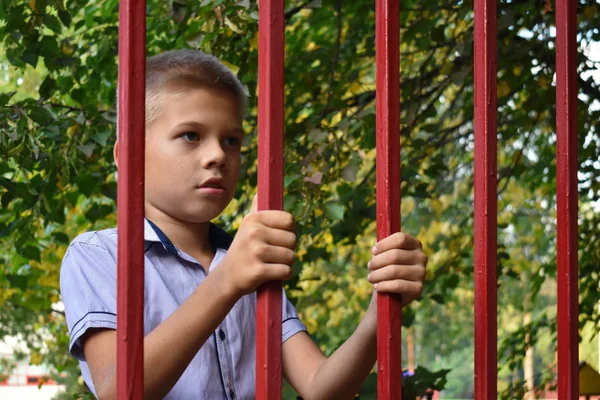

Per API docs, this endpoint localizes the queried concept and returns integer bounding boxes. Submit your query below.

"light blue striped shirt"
[60,219,307,399]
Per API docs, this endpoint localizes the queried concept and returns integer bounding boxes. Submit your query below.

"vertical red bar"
[555,0,579,397]
[256,0,284,399]
[375,0,401,399]
[117,0,145,398]
[473,0,497,398]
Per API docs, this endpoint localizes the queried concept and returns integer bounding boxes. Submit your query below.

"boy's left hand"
[367,232,427,306]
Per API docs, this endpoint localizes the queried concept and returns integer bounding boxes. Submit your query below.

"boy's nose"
[202,140,227,169]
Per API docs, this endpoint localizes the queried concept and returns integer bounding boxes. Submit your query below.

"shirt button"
[229,388,236,399]
[219,329,226,341]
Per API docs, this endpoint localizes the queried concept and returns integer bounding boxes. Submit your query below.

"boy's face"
[143,86,244,223]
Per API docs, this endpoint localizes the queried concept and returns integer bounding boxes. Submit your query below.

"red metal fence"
[473,0,498,397]
[116,0,145,398]
[116,0,579,398]
[256,0,285,397]
[375,0,402,398]
[555,0,579,397]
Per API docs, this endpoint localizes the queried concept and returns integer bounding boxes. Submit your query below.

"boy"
[60,49,428,399]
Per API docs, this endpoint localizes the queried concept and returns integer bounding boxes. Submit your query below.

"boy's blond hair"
[117,49,248,134]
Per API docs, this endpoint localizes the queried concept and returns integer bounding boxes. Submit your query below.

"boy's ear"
[113,142,119,169]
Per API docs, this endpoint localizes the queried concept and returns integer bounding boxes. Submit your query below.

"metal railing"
[115,0,579,398]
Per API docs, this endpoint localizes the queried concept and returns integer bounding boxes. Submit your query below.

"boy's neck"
[145,208,214,258]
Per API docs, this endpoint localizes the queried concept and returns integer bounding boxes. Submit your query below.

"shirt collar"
[144,218,233,254]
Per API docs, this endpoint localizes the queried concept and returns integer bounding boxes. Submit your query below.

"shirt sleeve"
[281,287,308,343]
[60,235,118,361]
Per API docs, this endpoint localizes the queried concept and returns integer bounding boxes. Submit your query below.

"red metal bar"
[555,0,579,397]
[116,0,146,397]
[256,0,284,398]
[473,0,498,397]
[375,0,402,398]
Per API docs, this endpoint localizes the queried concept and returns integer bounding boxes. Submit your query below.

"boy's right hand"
[218,195,297,298]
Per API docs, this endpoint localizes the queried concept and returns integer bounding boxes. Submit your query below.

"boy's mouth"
[197,177,227,196]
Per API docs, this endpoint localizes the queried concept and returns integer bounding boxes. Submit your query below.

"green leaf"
[21,245,41,263]
[325,202,345,221]
[51,232,70,245]
[284,174,299,188]
[39,36,60,59]
[57,10,71,27]
[430,294,445,304]
[85,203,114,222]
[21,50,39,68]
[0,162,12,175]
[0,92,16,107]
[92,130,112,147]
[283,194,297,211]
[39,77,56,99]
[43,14,62,34]
[77,143,95,157]
[7,274,28,291]
[28,106,53,124]
[71,89,85,104]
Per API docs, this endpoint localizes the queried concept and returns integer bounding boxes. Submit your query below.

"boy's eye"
[180,132,199,142]
[223,137,241,147]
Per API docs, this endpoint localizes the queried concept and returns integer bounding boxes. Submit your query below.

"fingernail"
[372,246,378,255]
[373,283,379,290]
[367,260,371,269]
[367,273,372,282]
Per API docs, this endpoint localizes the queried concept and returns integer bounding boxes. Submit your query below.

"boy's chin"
[182,205,229,224]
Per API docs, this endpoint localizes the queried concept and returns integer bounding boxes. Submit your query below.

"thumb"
[250,193,258,213]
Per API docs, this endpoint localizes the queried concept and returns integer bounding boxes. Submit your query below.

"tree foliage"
[1,0,599,397]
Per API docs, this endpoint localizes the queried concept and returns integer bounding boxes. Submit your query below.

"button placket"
[215,325,236,400]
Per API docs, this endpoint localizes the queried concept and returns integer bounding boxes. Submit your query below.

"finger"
[368,249,427,271]
[264,228,297,249]
[373,280,423,305]
[262,263,294,281]
[250,193,258,213]
[257,244,296,265]
[257,210,297,232]
[367,264,426,284]
[373,232,422,254]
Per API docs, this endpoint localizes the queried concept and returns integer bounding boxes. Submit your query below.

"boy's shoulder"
[70,227,117,244]
[65,227,118,259]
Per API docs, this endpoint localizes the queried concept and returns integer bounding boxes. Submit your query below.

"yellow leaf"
[349,81,362,94]
[497,81,511,98]
[38,273,60,289]
[330,111,342,126]
[513,66,523,77]
[249,32,258,51]
[30,352,43,366]
[402,197,415,214]
[224,17,242,34]
[431,199,443,215]
[583,5,597,19]
[221,60,239,75]
[440,62,453,76]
